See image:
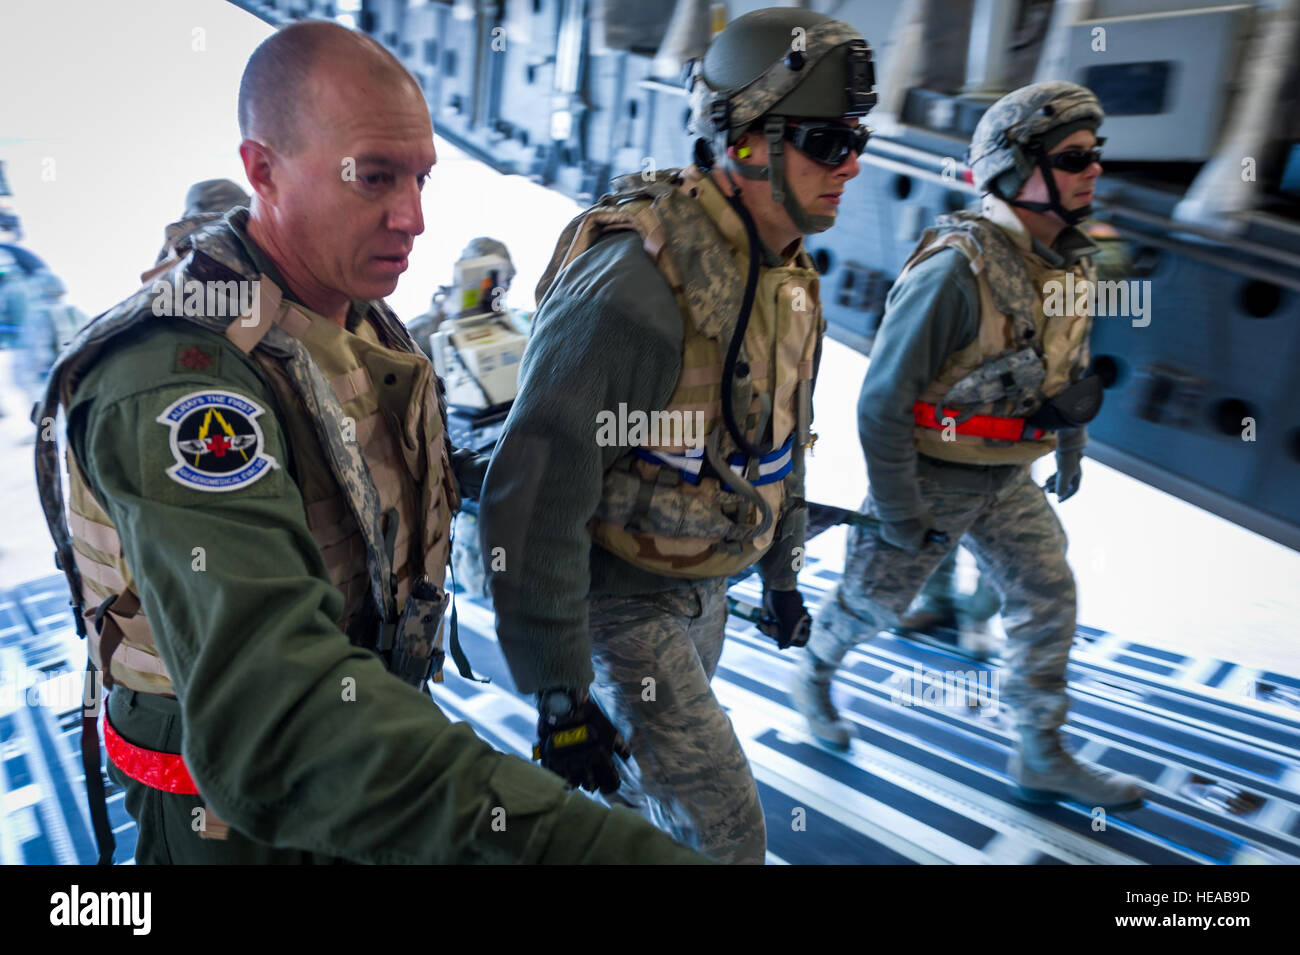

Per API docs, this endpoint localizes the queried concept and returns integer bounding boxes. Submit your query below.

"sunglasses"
[784,121,871,167]
[1046,146,1104,173]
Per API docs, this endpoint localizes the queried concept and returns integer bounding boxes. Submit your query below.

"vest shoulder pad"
[904,213,1039,345]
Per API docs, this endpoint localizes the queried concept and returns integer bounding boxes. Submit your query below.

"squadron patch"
[155,390,279,492]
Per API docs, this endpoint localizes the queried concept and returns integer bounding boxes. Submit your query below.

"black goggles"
[783,121,870,167]
[1045,141,1105,173]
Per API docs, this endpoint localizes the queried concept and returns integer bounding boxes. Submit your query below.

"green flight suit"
[54,213,706,865]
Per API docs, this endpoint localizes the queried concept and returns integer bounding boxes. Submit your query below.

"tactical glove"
[1043,449,1083,502]
[449,447,491,502]
[880,512,938,551]
[534,691,631,795]
[759,587,811,649]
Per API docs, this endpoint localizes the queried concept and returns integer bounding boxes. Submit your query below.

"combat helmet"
[688,7,876,234]
[967,81,1104,225]
[182,179,250,219]
[458,237,515,289]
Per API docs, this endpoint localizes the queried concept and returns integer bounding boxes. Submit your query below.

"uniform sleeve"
[1056,425,1088,453]
[478,233,683,695]
[757,321,821,592]
[68,325,703,864]
[17,304,56,399]
[858,249,981,521]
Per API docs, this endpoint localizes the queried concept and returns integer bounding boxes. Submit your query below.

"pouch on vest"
[1026,373,1104,429]
[389,574,450,689]
[940,346,1045,418]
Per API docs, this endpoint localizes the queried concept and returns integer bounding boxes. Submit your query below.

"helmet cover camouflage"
[967,81,1104,197]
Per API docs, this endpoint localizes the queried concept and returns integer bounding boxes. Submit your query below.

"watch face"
[542,690,575,718]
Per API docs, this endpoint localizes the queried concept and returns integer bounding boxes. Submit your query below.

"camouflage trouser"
[808,458,1076,732]
[452,512,488,598]
[587,578,766,865]
[911,546,1002,624]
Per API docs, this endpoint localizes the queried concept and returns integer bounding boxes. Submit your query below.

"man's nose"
[834,149,861,180]
[388,177,425,236]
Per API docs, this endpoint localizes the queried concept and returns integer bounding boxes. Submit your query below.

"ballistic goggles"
[784,120,871,167]
[1043,137,1106,173]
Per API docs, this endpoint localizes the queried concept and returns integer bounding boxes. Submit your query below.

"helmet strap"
[1008,148,1091,226]
[758,115,836,235]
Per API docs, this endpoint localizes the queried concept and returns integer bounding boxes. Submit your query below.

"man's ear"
[239,139,276,204]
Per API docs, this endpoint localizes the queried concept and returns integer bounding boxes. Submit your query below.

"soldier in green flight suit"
[34,20,704,865]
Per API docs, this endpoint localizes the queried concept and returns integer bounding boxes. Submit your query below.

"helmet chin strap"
[1008,149,1092,226]
[720,116,835,236]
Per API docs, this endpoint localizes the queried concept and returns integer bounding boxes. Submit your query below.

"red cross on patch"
[179,346,212,371]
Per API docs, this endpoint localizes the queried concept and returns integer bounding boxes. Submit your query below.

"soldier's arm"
[1056,425,1087,452]
[757,319,822,592]
[17,301,56,397]
[478,233,682,694]
[68,323,703,864]
[858,249,980,521]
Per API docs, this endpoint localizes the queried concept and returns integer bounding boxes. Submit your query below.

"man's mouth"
[820,193,843,206]
[373,253,410,274]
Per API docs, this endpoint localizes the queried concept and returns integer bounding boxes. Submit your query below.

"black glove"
[450,447,491,501]
[879,512,939,551]
[534,690,630,795]
[760,587,811,649]
[1043,449,1083,502]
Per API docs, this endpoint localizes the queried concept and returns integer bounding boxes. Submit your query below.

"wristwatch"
[538,687,582,725]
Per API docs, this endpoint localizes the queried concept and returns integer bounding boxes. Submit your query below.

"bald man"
[35,22,704,865]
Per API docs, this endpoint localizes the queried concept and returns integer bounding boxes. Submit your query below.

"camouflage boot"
[789,649,853,751]
[1009,730,1145,809]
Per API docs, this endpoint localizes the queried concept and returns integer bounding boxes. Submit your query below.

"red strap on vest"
[103,712,200,795]
[913,401,1044,442]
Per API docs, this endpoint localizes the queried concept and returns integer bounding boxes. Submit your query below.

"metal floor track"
[2,564,1296,865]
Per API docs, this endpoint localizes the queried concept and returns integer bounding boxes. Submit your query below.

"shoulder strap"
[899,213,1040,347]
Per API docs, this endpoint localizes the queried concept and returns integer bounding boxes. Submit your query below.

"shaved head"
[236,19,436,322]
[238,21,422,154]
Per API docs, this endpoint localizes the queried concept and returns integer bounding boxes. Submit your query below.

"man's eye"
[361,172,393,187]
[416,173,429,190]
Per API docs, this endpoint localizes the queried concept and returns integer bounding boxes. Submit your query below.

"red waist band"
[913,401,1045,442]
[103,712,200,795]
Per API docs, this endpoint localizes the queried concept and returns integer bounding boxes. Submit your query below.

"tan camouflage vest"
[902,196,1095,465]
[537,166,822,579]
[57,275,456,696]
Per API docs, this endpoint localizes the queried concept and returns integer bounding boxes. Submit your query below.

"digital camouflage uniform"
[480,171,815,866]
[16,271,86,407]
[806,191,1094,730]
[481,7,874,863]
[793,82,1144,809]
[34,209,706,865]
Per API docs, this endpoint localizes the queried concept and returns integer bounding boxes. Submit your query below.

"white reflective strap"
[636,446,706,477]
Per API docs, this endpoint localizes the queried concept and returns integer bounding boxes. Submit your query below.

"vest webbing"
[900,209,1095,465]
[538,166,823,578]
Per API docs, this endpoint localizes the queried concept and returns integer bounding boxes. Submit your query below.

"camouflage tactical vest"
[901,195,1096,465]
[536,166,823,579]
[35,219,457,697]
